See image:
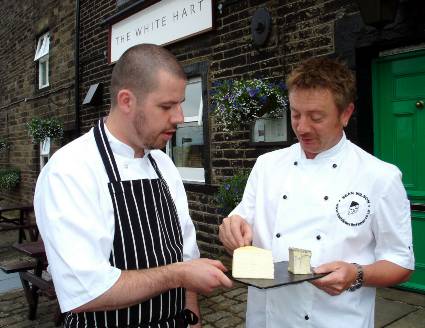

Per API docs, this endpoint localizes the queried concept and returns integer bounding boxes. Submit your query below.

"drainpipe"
[74,0,81,136]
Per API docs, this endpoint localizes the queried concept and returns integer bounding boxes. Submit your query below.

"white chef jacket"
[232,134,414,328]
[34,126,200,312]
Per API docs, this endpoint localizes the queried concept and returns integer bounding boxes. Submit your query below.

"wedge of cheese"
[288,247,312,274]
[232,246,274,279]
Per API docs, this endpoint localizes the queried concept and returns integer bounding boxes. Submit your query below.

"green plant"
[27,117,64,144]
[216,171,250,215]
[0,168,20,191]
[210,79,289,131]
[0,138,10,153]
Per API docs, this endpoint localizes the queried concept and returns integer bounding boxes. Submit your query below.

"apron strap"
[148,153,166,181]
[94,119,122,182]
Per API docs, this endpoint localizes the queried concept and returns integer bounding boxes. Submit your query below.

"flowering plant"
[26,117,64,144]
[0,168,20,191]
[216,171,249,215]
[211,79,289,131]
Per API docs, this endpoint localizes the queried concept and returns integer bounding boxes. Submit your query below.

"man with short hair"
[219,57,414,327]
[35,44,232,328]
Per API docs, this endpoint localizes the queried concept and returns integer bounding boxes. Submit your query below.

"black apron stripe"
[94,120,121,183]
[118,182,138,269]
[140,180,160,267]
[131,181,150,269]
[123,181,144,269]
[69,314,74,328]
[147,181,167,321]
[149,180,166,257]
[156,187,179,263]
[150,159,183,249]
[82,312,87,327]
[95,310,103,327]
[86,311,95,327]
[160,182,180,262]
[151,184,173,264]
[64,312,70,327]
[109,183,127,269]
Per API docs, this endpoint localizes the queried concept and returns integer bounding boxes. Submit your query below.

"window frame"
[167,62,210,185]
[249,111,296,148]
[38,55,50,89]
[34,32,50,89]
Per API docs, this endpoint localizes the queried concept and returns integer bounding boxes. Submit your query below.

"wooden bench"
[0,205,37,242]
[0,223,39,242]
[0,255,38,274]
[0,253,61,325]
[11,241,63,325]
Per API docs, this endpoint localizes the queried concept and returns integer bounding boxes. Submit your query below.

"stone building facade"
[0,0,76,203]
[1,0,424,291]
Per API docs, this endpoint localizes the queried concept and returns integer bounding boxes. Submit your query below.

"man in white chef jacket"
[219,57,415,328]
[35,44,233,328]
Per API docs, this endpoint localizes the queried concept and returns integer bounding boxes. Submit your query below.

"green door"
[373,50,425,293]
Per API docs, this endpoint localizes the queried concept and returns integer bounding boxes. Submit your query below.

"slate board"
[230,261,327,289]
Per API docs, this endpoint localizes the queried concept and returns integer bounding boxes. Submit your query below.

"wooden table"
[0,204,37,242]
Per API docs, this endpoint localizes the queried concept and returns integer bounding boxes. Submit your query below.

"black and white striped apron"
[64,119,192,328]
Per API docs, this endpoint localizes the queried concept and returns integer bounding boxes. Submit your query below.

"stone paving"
[199,283,247,328]
[0,283,424,327]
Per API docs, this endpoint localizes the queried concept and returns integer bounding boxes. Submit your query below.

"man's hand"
[174,258,233,294]
[219,215,253,254]
[311,261,357,296]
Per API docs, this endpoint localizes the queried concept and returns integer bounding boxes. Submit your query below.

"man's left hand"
[311,261,357,296]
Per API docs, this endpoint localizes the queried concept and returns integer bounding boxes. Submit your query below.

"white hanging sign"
[110,0,213,63]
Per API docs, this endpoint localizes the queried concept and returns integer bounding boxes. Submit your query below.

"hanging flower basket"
[215,171,250,215]
[210,79,289,131]
[26,117,64,144]
[0,168,20,191]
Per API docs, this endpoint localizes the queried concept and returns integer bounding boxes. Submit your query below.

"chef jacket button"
[324,196,328,200]
[283,195,287,199]
[276,233,281,238]
[305,315,309,320]
[332,163,337,168]
[316,235,321,240]
[294,161,298,166]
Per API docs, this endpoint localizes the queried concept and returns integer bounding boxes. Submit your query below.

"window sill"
[183,182,218,194]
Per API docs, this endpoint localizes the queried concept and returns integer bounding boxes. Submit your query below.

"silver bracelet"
[348,263,364,292]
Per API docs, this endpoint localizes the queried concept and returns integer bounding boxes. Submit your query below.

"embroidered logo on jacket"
[336,192,371,226]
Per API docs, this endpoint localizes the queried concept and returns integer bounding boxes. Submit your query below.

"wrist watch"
[348,263,364,292]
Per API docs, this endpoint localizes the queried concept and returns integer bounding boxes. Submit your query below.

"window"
[167,76,205,183]
[34,32,50,89]
[251,113,288,143]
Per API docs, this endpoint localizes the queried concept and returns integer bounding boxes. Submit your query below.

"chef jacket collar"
[103,124,151,159]
[298,132,347,164]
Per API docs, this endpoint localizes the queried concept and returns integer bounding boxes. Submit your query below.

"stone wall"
[0,0,75,204]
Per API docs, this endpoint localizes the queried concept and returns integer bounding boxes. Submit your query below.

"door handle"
[415,100,424,109]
